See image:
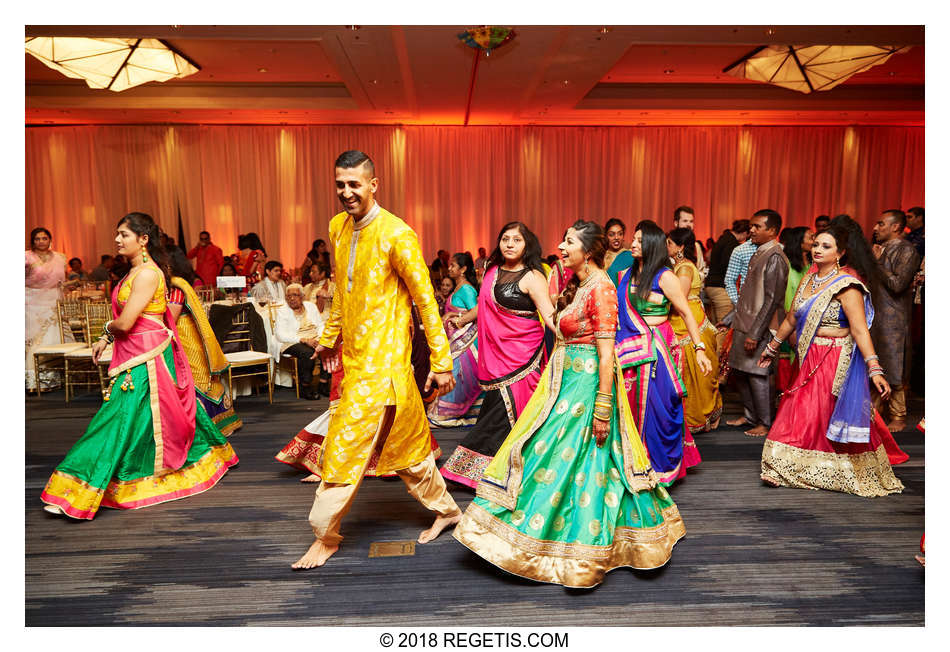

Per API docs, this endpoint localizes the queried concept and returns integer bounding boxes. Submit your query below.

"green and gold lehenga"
[453,271,685,588]
[40,265,238,520]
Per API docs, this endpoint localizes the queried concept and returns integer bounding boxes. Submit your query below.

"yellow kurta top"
[317,204,452,483]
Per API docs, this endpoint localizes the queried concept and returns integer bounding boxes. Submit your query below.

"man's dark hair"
[604,218,626,233]
[731,219,751,234]
[907,206,924,223]
[882,209,907,231]
[334,150,375,177]
[753,208,782,234]
[673,206,694,223]
[100,254,113,264]
[68,257,82,267]
[815,214,830,228]
[264,260,284,273]
[199,230,210,238]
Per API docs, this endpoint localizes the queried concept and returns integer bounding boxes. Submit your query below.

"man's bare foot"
[300,473,321,483]
[726,417,751,427]
[418,511,462,544]
[887,419,907,433]
[745,425,769,437]
[291,540,339,569]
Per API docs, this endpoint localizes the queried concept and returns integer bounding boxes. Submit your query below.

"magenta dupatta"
[476,266,546,416]
[108,279,197,474]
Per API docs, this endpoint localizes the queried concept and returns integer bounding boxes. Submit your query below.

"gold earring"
[584,259,590,275]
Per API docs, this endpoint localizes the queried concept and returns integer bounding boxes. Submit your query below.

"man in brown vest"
[725,209,789,436]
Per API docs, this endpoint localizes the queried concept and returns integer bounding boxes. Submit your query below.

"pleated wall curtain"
[25,124,923,267]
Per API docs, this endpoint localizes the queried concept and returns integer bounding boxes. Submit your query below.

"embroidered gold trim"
[478,344,543,391]
[108,330,173,377]
[760,439,903,497]
[146,358,166,476]
[463,502,684,561]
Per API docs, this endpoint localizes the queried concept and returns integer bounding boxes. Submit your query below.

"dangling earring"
[834,257,840,273]
[142,250,149,263]
[584,258,590,275]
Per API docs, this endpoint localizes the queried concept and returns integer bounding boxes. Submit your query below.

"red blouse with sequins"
[557,272,618,345]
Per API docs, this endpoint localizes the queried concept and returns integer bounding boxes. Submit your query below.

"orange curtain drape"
[26,125,923,266]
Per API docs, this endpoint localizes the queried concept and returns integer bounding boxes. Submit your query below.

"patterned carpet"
[25,388,924,626]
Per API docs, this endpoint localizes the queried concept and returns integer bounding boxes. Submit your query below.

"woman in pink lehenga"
[440,222,557,488]
[25,227,74,390]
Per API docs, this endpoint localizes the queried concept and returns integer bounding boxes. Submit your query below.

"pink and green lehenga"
[40,267,238,520]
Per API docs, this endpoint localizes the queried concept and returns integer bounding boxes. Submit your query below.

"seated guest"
[250,260,287,303]
[303,261,335,319]
[109,255,131,284]
[66,257,88,281]
[274,284,325,400]
[89,254,113,281]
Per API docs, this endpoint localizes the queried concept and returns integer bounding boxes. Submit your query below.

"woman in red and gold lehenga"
[759,225,907,497]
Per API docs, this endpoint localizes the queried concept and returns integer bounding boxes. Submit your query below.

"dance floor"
[25,388,925,627]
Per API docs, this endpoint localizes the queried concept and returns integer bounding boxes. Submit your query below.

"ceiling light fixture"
[723,45,911,93]
[25,37,199,92]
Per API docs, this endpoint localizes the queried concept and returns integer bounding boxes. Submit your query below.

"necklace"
[810,266,837,291]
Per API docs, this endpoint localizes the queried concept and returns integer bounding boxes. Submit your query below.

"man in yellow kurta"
[293,150,461,569]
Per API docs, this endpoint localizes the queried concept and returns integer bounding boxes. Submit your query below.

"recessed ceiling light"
[258,68,268,73]
[599,27,610,34]
[347,25,361,30]
[766,28,775,36]
[371,79,379,84]
[563,80,570,85]
[664,69,675,74]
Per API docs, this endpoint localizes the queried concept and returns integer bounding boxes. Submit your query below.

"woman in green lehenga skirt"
[40,213,238,520]
[454,220,685,588]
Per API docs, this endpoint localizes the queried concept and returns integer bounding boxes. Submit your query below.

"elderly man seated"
[274,283,325,400]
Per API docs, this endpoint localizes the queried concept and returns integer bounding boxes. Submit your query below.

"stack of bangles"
[99,320,115,344]
[763,334,783,358]
[865,354,885,379]
[593,391,612,423]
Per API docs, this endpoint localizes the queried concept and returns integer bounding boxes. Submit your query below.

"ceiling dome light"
[25,37,199,92]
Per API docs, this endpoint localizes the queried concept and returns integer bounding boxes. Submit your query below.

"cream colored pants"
[874,386,907,421]
[307,406,460,546]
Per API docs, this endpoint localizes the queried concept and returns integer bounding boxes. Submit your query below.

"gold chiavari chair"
[63,301,113,402]
[31,300,87,396]
[222,303,273,403]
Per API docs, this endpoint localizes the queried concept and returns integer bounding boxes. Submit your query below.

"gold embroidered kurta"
[317,206,452,483]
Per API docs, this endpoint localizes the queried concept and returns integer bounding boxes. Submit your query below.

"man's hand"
[744,337,758,354]
[424,370,455,397]
[872,243,883,259]
[311,343,341,373]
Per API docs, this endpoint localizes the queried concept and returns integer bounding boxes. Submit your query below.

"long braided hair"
[554,220,607,319]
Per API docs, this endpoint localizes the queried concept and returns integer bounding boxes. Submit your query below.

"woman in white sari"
[25,227,74,390]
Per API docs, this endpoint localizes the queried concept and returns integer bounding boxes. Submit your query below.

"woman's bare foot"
[291,540,339,569]
[726,417,751,427]
[915,554,925,567]
[745,425,769,437]
[300,473,321,483]
[418,511,462,544]
[43,504,63,516]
